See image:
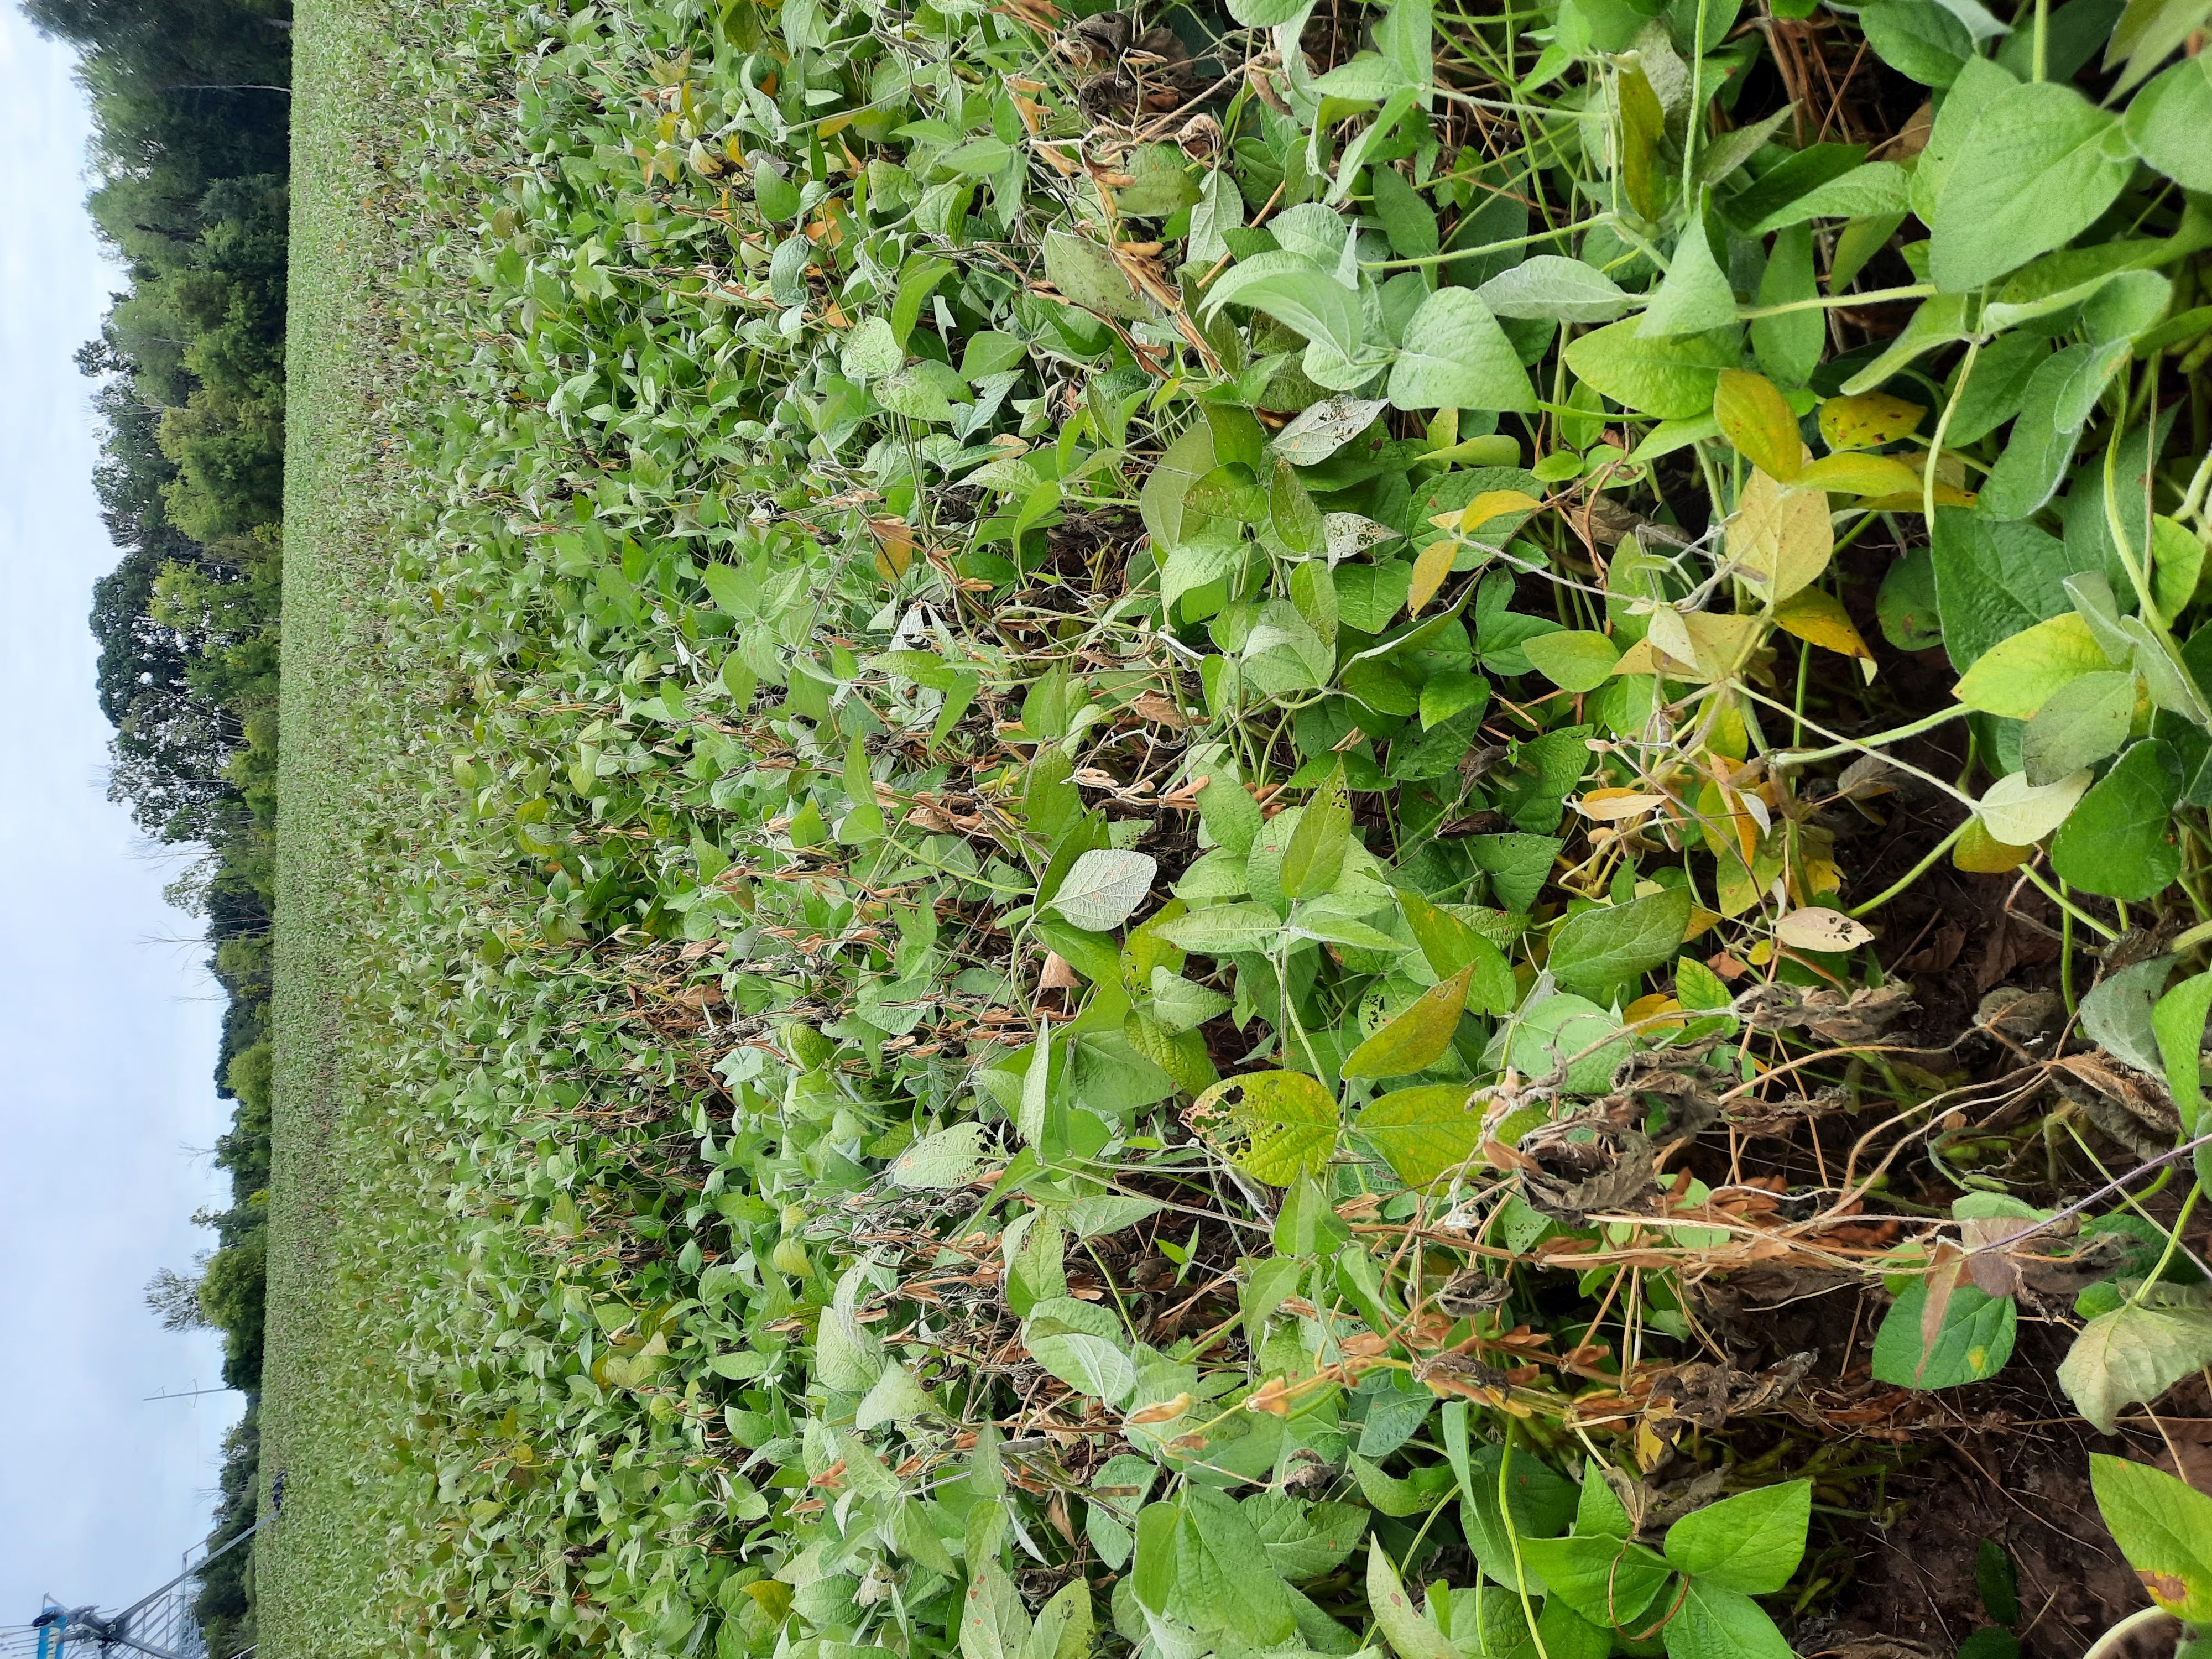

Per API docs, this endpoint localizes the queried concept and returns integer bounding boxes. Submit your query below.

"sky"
[0,3,242,1631]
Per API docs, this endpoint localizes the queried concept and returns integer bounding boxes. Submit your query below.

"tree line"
[28,1,293,1652]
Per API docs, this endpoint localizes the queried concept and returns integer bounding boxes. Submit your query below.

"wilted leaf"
[2059,1305,2212,1433]
[1773,907,1874,952]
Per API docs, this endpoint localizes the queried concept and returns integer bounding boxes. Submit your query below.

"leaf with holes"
[1191,1070,1339,1184]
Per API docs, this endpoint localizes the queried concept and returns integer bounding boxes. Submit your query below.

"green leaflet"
[2051,739,2184,900]
[1192,1070,1339,1182]
[1386,288,1538,412]
[1562,320,1741,419]
[1931,81,2136,293]
[1661,1482,1811,1594]
[1357,1084,1483,1185]
[1871,1280,2017,1388]
[1548,888,1693,999]
[2088,1454,2212,1621]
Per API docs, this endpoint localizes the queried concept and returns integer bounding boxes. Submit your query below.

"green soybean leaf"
[1477,255,1635,322]
[1871,1279,2017,1388]
[1523,629,1622,692]
[1398,891,1517,1013]
[1365,1539,1457,1659]
[1953,613,2112,718]
[1931,82,2137,293]
[1049,849,1157,931]
[1661,1580,1795,1659]
[2052,738,2184,900]
[1387,288,1538,411]
[1282,764,1353,899]
[1930,509,2077,670]
[2021,670,2138,785]
[1045,228,1152,319]
[2127,55,2212,191]
[1192,1070,1339,1183]
[1638,222,1740,338]
[1661,1482,1812,1594]
[2088,1453,2212,1620]
[1514,1534,1672,1630]
[1548,887,1693,999]
[1563,321,1741,419]
[1860,0,1976,82]
[1155,902,1284,956]
[2153,967,2212,1135]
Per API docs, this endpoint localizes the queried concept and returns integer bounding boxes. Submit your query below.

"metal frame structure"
[5,1519,263,1659]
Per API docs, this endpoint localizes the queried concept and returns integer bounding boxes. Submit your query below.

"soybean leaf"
[1860,0,1976,82]
[1342,966,1475,1078]
[1952,611,2110,718]
[1871,1279,2017,1387]
[888,1123,994,1189]
[2059,1306,2212,1434]
[1044,228,1152,319]
[1477,255,1635,322]
[1191,1070,1339,1183]
[1729,469,1832,600]
[1563,320,1740,419]
[1387,288,1538,411]
[1713,368,1804,481]
[2126,55,2212,191]
[2088,1453,2212,1620]
[2051,738,2184,900]
[1637,224,1739,339]
[2021,670,2138,785]
[1269,395,1390,465]
[1548,888,1693,999]
[1523,629,1622,691]
[1931,509,2078,670]
[1358,1084,1485,1185]
[1365,1539,1456,1659]
[1049,849,1157,931]
[1514,1534,1672,1630]
[1155,902,1284,956]
[1661,1483,1812,1594]
[1931,82,2137,293]
[1662,1580,1795,1659]
[1282,764,1352,899]
[1177,1489,1299,1646]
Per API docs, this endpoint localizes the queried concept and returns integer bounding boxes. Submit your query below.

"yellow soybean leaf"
[1775,587,1872,660]
[1429,488,1543,538]
[1685,612,1764,680]
[1791,452,1924,498]
[1407,536,1457,617]
[1953,613,2114,719]
[1357,1084,1485,1186]
[1341,966,1476,1079]
[1191,1070,1338,1183]
[1729,469,1833,601]
[1713,368,1803,482]
[1819,390,1926,450]
[1954,818,2034,873]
